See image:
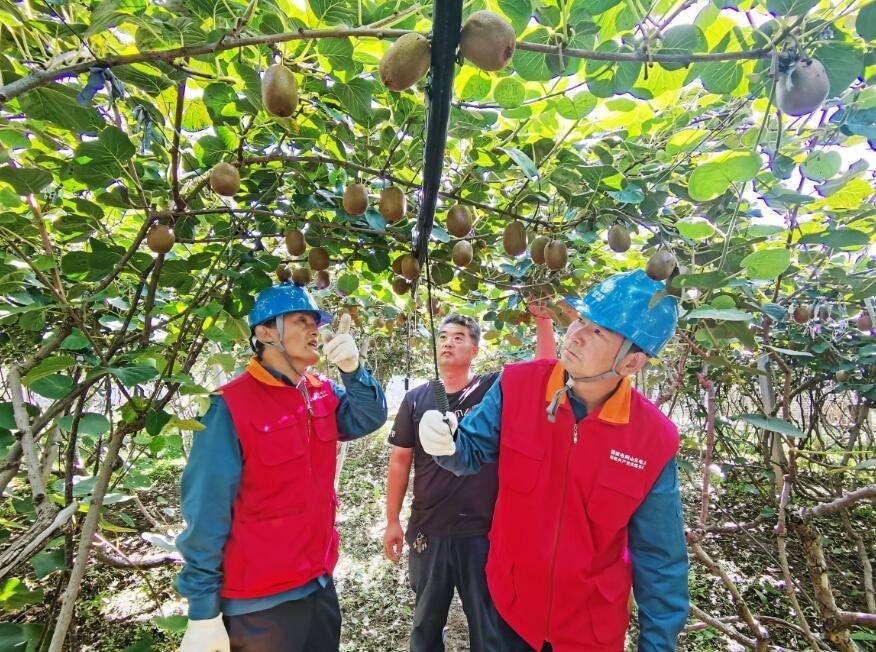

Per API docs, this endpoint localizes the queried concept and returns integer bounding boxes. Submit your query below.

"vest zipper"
[544,421,577,642]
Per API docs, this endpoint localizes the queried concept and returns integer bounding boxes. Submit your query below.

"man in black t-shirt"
[384,312,555,651]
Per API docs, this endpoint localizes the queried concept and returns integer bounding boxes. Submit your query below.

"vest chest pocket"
[499,430,545,494]
[308,398,339,443]
[250,417,307,466]
[586,464,646,531]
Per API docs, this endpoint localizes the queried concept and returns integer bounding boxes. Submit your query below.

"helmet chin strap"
[249,315,307,385]
[547,338,635,422]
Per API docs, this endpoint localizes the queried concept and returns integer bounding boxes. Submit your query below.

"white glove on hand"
[179,614,230,652]
[419,410,458,456]
[321,313,359,373]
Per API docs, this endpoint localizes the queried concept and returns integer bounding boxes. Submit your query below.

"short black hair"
[439,313,481,344]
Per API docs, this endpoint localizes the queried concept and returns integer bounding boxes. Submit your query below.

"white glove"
[179,614,230,652]
[321,313,359,373]
[419,410,458,456]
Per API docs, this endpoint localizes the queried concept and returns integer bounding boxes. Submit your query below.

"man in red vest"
[418,270,689,651]
[176,282,387,652]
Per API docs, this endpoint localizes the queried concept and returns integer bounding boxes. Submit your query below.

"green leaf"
[673,271,729,289]
[688,151,761,201]
[57,412,110,436]
[766,0,818,14]
[856,2,876,40]
[501,147,538,179]
[554,92,596,119]
[499,0,533,34]
[658,24,707,71]
[72,126,136,187]
[330,78,373,124]
[18,84,103,133]
[460,73,491,102]
[317,37,355,73]
[22,355,75,386]
[87,365,158,387]
[29,374,74,400]
[494,78,526,109]
[512,28,555,81]
[741,248,791,279]
[146,409,172,437]
[801,151,841,181]
[676,217,715,239]
[686,308,752,321]
[309,0,354,25]
[799,228,870,250]
[0,578,44,611]
[812,42,864,99]
[735,413,805,438]
[337,273,359,295]
[153,614,189,633]
[607,184,645,204]
[0,167,52,195]
[30,549,65,579]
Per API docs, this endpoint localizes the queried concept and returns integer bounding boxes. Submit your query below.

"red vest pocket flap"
[249,419,307,465]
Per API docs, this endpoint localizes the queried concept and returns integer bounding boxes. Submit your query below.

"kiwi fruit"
[646,250,676,281]
[459,11,516,72]
[399,253,421,281]
[544,240,568,271]
[835,369,850,382]
[276,263,292,282]
[308,247,330,271]
[343,183,369,216]
[391,255,404,275]
[379,33,431,92]
[285,228,306,256]
[503,221,527,257]
[607,224,631,253]
[452,240,474,267]
[315,270,331,290]
[379,186,406,224]
[793,305,811,324]
[392,275,410,295]
[857,312,873,331]
[209,162,240,197]
[530,235,549,264]
[146,224,175,254]
[776,58,830,117]
[261,63,298,117]
[446,204,473,237]
[292,267,311,286]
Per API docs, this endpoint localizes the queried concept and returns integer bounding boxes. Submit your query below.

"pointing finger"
[320,328,334,345]
[336,312,352,335]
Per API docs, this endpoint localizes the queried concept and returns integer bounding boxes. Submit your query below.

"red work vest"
[486,360,679,651]
[217,360,341,599]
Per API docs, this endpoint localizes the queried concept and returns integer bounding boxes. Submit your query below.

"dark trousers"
[223,579,341,652]
[407,534,502,652]
[497,615,553,651]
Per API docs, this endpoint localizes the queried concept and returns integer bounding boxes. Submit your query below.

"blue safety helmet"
[563,269,678,357]
[247,282,332,329]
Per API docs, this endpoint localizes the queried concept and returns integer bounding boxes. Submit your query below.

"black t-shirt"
[388,372,500,541]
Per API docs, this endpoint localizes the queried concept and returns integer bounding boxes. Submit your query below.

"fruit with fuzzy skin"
[308,247,330,271]
[835,369,850,382]
[315,270,330,289]
[379,187,406,223]
[858,312,873,331]
[343,184,368,216]
[607,224,631,253]
[292,267,311,286]
[452,240,473,267]
[379,33,431,91]
[392,275,410,295]
[544,240,568,271]
[400,253,421,281]
[446,205,473,237]
[146,224,175,254]
[530,235,549,264]
[261,63,298,117]
[646,250,676,281]
[793,305,811,324]
[276,263,292,282]
[209,162,240,197]
[503,221,527,257]
[776,58,830,116]
[459,11,516,72]
[285,229,306,256]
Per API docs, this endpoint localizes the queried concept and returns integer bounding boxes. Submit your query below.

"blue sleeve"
[332,365,387,441]
[435,374,503,476]
[175,396,241,620]
[628,457,690,651]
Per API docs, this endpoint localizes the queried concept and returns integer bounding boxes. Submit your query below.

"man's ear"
[619,351,649,376]
[254,323,275,344]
